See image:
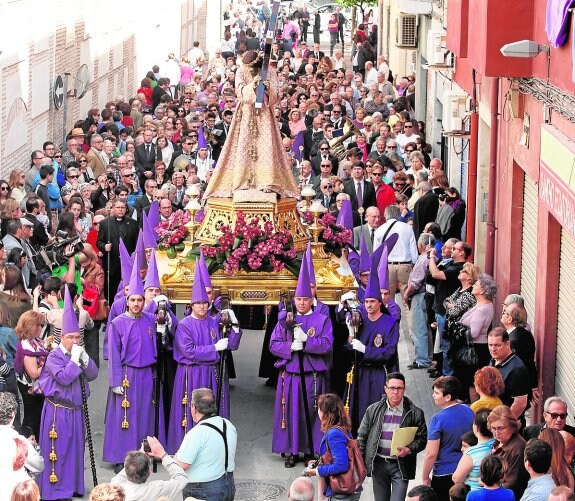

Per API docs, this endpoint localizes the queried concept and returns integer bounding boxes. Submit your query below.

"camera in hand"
[438,193,448,202]
[35,230,84,274]
[142,438,151,453]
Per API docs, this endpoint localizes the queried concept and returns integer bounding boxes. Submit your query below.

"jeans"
[437,313,454,375]
[372,457,408,501]
[330,32,338,56]
[182,472,235,501]
[411,293,431,366]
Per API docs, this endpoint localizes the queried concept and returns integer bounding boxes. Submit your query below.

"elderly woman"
[408,151,427,178]
[454,273,497,400]
[488,405,529,499]
[76,153,96,184]
[288,109,307,137]
[8,169,26,204]
[470,366,505,412]
[452,409,495,491]
[352,106,366,129]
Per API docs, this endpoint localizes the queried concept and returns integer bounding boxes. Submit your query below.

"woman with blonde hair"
[0,199,22,237]
[88,483,125,501]
[14,310,47,439]
[8,170,26,204]
[539,427,575,489]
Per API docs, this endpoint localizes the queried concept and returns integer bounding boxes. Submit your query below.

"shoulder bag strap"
[200,419,229,471]
[380,220,398,244]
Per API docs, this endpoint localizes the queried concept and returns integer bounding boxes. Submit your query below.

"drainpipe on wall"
[466,71,479,257]
[484,77,500,276]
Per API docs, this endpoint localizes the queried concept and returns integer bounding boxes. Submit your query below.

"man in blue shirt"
[521,439,556,501]
[421,376,474,500]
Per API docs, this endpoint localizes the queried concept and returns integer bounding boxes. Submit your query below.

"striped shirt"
[377,401,404,458]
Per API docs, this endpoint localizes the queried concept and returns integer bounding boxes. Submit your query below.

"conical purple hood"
[377,233,399,290]
[142,212,158,250]
[120,240,132,285]
[305,243,316,286]
[359,233,371,273]
[61,285,80,336]
[336,199,353,231]
[295,252,313,298]
[197,250,212,288]
[365,265,381,301]
[197,126,208,149]
[127,257,145,297]
[134,230,146,271]
[148,201,160,231]
[191,259,208,303]
[144,251,160,290]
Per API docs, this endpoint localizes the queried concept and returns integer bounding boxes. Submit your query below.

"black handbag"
[457,328,478,366]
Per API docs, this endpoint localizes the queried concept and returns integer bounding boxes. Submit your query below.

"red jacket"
[376,183,396,214]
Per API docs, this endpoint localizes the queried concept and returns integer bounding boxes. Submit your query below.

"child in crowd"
[467,456,515,501]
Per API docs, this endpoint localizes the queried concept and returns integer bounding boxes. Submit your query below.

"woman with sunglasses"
[8,169,26,204]
[0,180,12,207]
[91,174,117,212]
[172,118,188,144]
[0,199,22,238]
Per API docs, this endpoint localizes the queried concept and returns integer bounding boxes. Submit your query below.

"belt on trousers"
[375,455,398,463]
[388,261,411,265]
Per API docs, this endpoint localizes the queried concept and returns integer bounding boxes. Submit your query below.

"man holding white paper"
[357,372,427,501]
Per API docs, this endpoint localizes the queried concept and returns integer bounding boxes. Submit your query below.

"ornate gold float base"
[195,197,310,251]
[156,197,357,304]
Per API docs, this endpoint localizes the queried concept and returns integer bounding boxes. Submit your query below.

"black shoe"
[428,369,442,378]
[284,454,297,468]
[408,362,430,370]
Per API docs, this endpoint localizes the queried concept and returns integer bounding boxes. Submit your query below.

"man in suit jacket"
[96,200,140,301]
[523,396,575,440]
[311,141,339,175]
[212,110,233,161]
[134,129,158,189]
[352,206,381,253]
[299,160,320,193]
[86,134,107,178]
[342,161,377,220]
[134,178,157,223]
[303,116,325,160]
[311,42,325,61]
[24,196,49,250]
[412,182,439,239]
[315,178,338,210]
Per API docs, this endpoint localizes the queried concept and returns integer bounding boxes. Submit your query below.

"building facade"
[445,0,575,421]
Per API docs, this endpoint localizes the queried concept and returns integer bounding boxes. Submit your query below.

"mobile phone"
[142,438,151,453]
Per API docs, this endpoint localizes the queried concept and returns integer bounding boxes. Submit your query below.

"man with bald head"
[288,477,314,501]
[353,206,381,253]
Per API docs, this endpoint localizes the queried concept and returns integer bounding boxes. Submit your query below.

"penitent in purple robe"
[102,296,127,360]
[38,347,98,500]
[167,314,242,454]
[103,312,166,464]
[348,310,399,422]
[270,310,333,456]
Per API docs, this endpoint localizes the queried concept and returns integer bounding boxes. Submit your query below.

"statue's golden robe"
[202,65,299,201]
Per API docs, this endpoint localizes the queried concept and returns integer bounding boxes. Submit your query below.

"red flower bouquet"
[200,212,298,275]
[302,211,352,257]
[155,210,190,256]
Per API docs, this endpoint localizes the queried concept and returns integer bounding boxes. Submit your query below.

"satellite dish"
[53,74,65,109]
[74,64,90,99]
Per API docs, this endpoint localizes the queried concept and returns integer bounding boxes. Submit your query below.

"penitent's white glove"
[351,339,366,353]
[291,340,304,352]
[345,315,355,338]
[341,291,357,302]
[79,349,89,366]
[70,344,83,364]
[112,386,124,395]
[222,309,238,325]
[153,294,169,304]
[293,326,307,343]
[214,338,229,351]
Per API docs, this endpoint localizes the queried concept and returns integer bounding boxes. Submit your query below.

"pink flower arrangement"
[155,210,191,249]
[202,212,297,274]
[301,211,352,257]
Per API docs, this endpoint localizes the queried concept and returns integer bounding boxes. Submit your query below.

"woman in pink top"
[456,273,497,401]
[179,57,194,87]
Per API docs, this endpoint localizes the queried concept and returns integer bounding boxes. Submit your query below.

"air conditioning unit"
[427,31,446,65]
[443,91,468,133]
[407,50,417,73]
[396,14,418,48]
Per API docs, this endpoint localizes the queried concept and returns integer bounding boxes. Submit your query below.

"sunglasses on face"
[68,175,79,179]
[0,187,9,191]
[79,159,87,163]
[54,155,62,159]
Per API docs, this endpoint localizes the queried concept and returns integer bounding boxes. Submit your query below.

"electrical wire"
[517,77,575,123]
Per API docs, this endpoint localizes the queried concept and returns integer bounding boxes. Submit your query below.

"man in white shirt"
[162,53,181,97]
[395,120,420,150]
[373,204,418,299]
[365,61,379,86]
[174,388,237,501]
